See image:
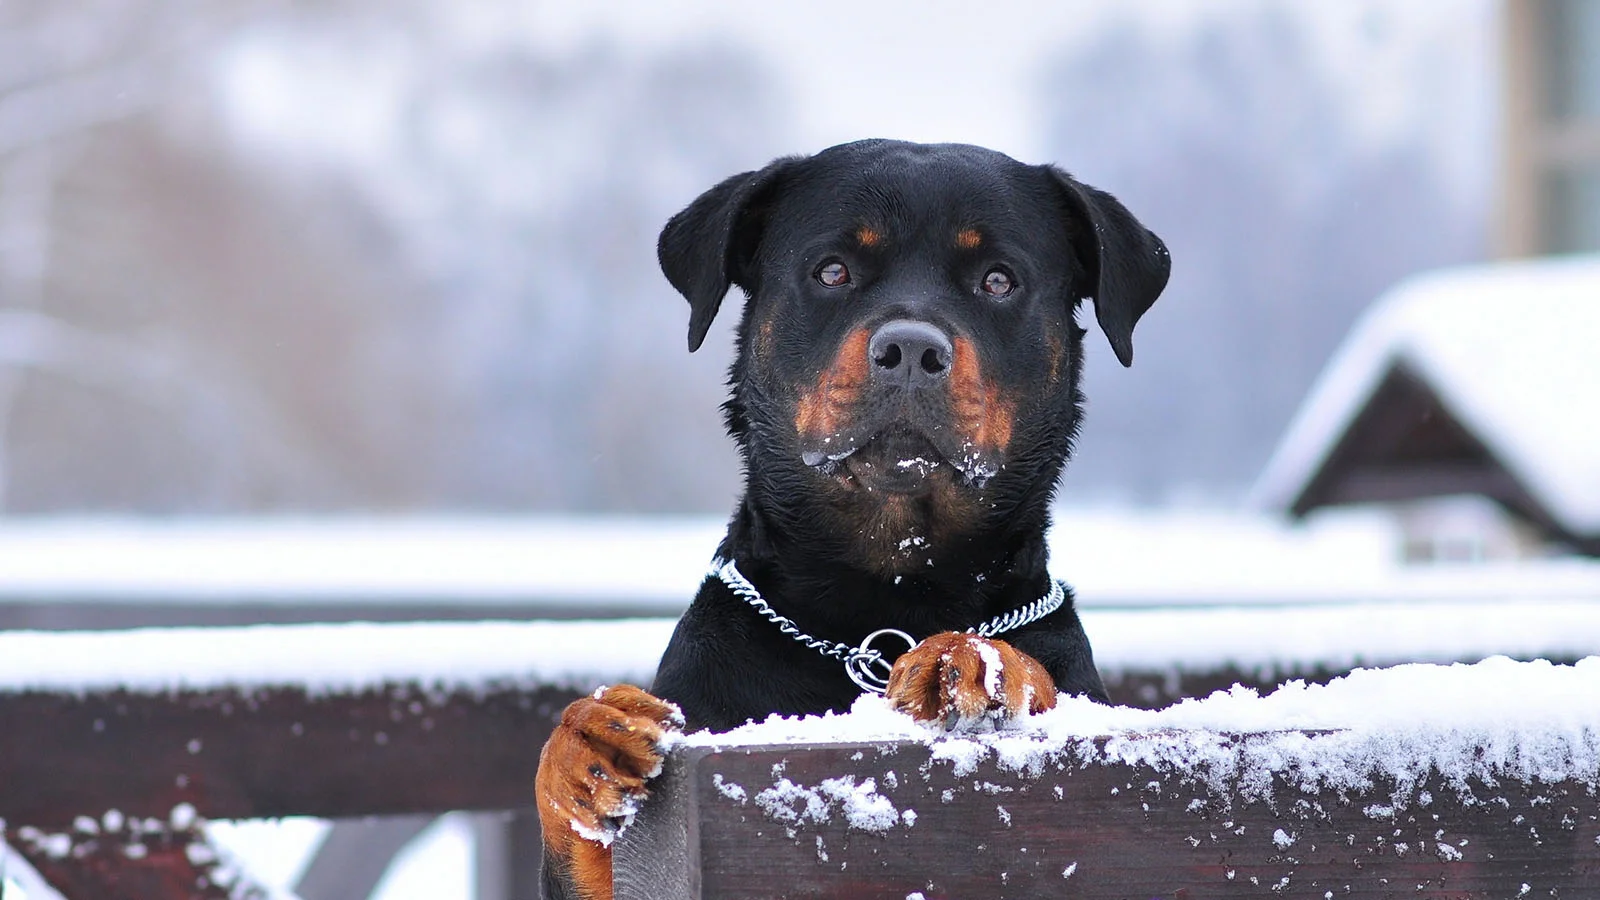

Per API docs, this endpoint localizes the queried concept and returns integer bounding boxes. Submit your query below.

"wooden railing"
[2,619,1594,899]
[0,681,582,898]
[616,736,1600,899]
[0,637,1300,897]
[0,619,674,899]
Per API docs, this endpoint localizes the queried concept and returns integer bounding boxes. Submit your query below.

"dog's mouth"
[801,425,998,492]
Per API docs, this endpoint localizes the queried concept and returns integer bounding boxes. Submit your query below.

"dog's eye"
[816,261,850,288]
[981,267,1015,297]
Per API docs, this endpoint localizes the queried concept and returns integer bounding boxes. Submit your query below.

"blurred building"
[1251,259,1600,560]
[1258,3,1600,560]
[1500,0,1600,255]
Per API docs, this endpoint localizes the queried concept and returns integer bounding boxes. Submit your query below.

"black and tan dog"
[536,139,1170,900]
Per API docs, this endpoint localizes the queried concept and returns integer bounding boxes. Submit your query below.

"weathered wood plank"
[0,684,581,829]
[615,740,1600,899]
[0,658,1324,830]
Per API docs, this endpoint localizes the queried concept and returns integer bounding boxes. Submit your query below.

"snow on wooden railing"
[0,620,675,825]
[3,616,1599,898]
[616,658,1600,899]
[0,619,676,696]
[0,620,673,899]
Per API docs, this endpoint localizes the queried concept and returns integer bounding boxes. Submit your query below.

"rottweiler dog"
[536,139,1170,900]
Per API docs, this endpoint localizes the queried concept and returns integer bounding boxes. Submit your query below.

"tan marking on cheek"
[955,228,983,249]
[980,385,1015,451]
[856,226,882,248]
[795,328,872,439]
[950,337,1015,454]
[1046,334,1063,384]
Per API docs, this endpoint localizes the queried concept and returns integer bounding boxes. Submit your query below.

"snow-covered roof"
[1251,256,1600,535]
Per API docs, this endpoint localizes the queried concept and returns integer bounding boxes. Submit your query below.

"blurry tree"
[1037,8,1486,503]
[0,1,785,513]
[6,2,1483,514]
[0,0,225,509]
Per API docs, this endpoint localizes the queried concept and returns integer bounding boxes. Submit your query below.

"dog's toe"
[536,684,684,900]
[885,633,1057,731]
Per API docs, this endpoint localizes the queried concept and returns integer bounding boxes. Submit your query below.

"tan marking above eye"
[956,228,983,249]
[856,226,883,247]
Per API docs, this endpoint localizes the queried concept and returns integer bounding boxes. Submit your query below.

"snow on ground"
[0,517,722,609]
[1084,599,1600,674]
[204,818,328,892]
[1251,256,1600,535]
[691,656,1600,817]
[365,815,473,900]
[3,510,1598,613]
[0,619,675,695]
[0,845,65,900]
[3,817,470,900]
[5,598,1598,696]
[1051,507,1600,607]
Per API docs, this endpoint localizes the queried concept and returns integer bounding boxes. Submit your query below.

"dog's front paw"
[536,684,684,900]
[885,633,1057,731]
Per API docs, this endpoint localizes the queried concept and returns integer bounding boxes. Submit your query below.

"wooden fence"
[616,738,1600,899]
[1,620,1594,899]
[0,680,581,898]
[0,671,1218,897]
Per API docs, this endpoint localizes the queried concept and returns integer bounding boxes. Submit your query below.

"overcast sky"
[448,0,1496,187]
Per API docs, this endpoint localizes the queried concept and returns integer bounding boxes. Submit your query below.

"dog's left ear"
[1046,168,1171,367]
[658,157,797,353]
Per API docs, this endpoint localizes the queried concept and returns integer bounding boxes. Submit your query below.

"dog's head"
[660,140,1168,574]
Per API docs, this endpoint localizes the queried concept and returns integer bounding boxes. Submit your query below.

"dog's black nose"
[868,319,953,386]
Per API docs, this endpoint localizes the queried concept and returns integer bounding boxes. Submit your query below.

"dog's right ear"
[1045,168,1170,368]
[658,158,796,352]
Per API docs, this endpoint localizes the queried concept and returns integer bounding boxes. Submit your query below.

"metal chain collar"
[710,557,1066,695]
